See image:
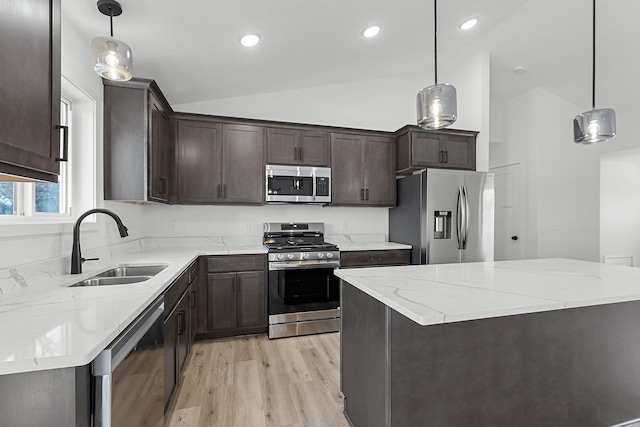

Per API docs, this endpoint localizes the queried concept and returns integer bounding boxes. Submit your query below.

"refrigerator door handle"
[462,186,470,249]
[456,186,464,250]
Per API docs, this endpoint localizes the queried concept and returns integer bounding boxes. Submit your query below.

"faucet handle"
[81,257,99,263]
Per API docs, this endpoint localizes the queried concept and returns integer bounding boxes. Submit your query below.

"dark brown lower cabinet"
[197,255,267,339]
[163,260,197,415]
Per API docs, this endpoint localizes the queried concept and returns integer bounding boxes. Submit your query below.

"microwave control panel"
[316,177,330,196]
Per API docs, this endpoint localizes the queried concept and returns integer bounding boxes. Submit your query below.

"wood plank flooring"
[167,333,349,427]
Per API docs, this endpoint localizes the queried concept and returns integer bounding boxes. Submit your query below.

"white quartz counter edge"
[331,242,412,252]
[0,245,266,376]
[334,258,640,327]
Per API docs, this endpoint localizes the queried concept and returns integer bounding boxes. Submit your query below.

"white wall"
[491,87,600,262]
[600,151,640,266]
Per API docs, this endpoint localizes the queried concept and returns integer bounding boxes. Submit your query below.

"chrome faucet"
[71,208,129,274]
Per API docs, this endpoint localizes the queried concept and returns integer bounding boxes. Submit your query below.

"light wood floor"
[167,332,350,427]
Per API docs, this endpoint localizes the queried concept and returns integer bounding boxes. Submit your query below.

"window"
[0,100,72,218]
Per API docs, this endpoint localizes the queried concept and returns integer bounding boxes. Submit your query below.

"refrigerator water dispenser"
[434,211,451,239]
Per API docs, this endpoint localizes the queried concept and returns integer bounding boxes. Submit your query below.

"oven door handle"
[269,261,341,271]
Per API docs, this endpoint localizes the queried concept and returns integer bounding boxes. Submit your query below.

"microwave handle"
[312,172,317,201]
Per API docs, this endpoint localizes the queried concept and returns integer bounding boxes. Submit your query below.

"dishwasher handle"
[93,296,164,376]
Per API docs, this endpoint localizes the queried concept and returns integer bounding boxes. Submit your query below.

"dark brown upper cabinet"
[330,133,395,207]
[395,126,477,174]
[0,0,63,182]
[103,78,174,203]
[176,117,265,205]
[266,128,330,167]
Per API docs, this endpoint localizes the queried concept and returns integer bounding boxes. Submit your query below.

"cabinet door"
[267,128,298,165]
[0,0,62,181]
[176,290,190,376]
[163,310,178,411]
[206,272,237,330]
[330,133,365,205]
[221,124,264,204]
[148,92,169,202]
[189,283,197,345]
[443,134,476,170]
[237,271,266,328]
[177,120,223,203]
[363,136,395,206]
[410,132,443,168]
[298,131,330,167]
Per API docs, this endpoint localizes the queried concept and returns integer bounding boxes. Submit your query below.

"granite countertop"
[0,238,409,376]
[335,258,640,326]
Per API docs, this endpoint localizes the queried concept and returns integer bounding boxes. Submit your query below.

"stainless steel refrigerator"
[389,169,494,265]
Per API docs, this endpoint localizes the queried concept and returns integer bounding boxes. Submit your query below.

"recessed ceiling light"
[512,65,527,74]
[240,33,260,47]
[459,18,478,31]
[362,25,381,38]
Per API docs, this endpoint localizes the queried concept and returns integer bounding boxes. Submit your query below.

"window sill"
[0,218,97,238]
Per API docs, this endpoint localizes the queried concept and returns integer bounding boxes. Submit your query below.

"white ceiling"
[63,0,637,109]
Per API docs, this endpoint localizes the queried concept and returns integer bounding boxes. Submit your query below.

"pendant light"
[573,0,615,144]
[91,0,133,82]
[417,0,457,130]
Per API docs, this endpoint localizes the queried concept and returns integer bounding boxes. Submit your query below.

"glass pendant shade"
[573,108,616,144]
[417,83,457,130]
[92,36,133,81]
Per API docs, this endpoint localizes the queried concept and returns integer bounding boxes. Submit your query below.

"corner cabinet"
[0,0,63,182]
[331,133,396,207]
[266,127,330,167]
[196,255,267,339]
[176,117,265,204]
[395,125,477,174]
[104,78,173,203]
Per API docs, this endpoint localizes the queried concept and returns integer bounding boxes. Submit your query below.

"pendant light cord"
[109,6,114,37]
[592,0,596,109]
[434,0,438,85]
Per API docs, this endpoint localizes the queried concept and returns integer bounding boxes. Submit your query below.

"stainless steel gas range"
[263,222,341,339]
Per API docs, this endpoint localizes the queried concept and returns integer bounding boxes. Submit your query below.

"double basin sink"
[70,264,168,287]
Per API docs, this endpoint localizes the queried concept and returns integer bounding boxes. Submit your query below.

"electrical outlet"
[552,220,560,231]
[244,222,251,231]
[169,221,177,233]
[341,221,347,230]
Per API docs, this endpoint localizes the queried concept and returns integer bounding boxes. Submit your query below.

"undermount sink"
[69,264,168,287]
[95,264,168,278]
[70,276,153,287]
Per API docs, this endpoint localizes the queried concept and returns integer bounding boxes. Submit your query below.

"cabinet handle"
[222,184,226,199]
[177,311,185,335]
[191,290,196,309]
[365,189,369,201]
[438,150,444,163]
[159,178,166,194]
[294,147,298,160]
[360,189,365,201]
[217,184,221,199]
[444,151,448,163]
[56,125,69,162]
[298,147,303,161]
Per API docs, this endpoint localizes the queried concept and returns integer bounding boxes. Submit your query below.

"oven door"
[268,262,340,338]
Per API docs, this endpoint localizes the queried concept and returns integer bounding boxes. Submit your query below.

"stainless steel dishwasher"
[92,296,165,427]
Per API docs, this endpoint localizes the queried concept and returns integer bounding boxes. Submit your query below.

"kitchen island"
[335,258,640,427]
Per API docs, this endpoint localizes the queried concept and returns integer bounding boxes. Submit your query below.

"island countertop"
[334,258,640,326]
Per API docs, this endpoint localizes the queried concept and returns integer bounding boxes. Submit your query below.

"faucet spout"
[71,208,129,274]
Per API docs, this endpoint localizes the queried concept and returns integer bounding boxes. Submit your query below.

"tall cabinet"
[103,78,173,203]
[0,0,63,182]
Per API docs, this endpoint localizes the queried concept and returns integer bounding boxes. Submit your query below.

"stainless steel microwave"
[265,165,331,204]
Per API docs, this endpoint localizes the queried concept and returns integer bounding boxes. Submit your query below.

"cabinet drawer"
[207,255,266,273]
[340,250,411,268]
[164,268,189,317]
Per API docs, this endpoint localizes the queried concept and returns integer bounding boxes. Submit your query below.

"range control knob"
[302,253,310,260]
[277,254,285,260]
[326,252,334,259]
[318,253,325,259]
[287,253,295,260]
